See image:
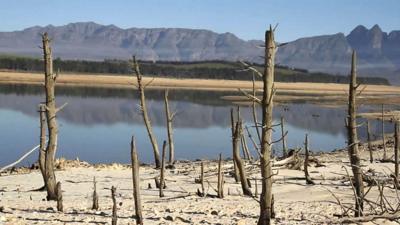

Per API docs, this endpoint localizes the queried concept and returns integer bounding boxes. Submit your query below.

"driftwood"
[132,56,161,168]
[130,136,143,225]
[0,144,41,173]
[329,212,400,224]
[272,153,301,169]
[92,177,99,210]
[111,186,117,225]
[394,122,399,189]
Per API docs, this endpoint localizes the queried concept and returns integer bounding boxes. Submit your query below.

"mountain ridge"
[0,22,398,83]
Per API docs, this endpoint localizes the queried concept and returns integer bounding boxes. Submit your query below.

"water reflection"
[0,84,397,166]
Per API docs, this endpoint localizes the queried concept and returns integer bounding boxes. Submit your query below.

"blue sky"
[0,0,399,42]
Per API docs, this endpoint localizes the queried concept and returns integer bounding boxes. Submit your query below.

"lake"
[0,84,397,167]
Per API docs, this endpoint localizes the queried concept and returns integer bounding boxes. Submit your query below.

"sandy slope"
[1,71,400,95]
[1,141,399,225]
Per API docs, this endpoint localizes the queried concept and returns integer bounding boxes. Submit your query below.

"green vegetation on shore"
[0,55,389,85]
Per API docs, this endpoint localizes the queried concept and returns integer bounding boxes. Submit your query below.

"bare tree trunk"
[217,154,224,198]
[245,125,262,158]
[159,141,167,198]
[252,73,261,143]
[42,33,59,200]
[258,27,276,225]
[111,186,117,225]
[367,120,373,163]
[230,108,240,182]
[255,179,258,197]
[164,90,175,165]
[233,121,253,196]
[347,51,364,217]
[241,133,252,160]
[92,177,99,210]
[56,182,63,212]
[132,56,161,168]
[38,104,47,189]
[304,134,315,185]
[394,122,399,182]
[382,104,387,160]
[280,117,287,157]
[130,136,143,225]
[201,162,205,195]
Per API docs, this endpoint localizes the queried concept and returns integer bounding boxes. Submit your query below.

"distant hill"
[0,22,398,83]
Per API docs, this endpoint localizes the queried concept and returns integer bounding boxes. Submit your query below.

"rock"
[211,210,219,215]
[165,208,172,213]
[164,215,174,221]
[236,220,246,225]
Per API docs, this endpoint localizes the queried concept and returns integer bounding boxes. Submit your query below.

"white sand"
[0,143,399,225]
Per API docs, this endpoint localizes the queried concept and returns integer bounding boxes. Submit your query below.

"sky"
[0,0,399,42]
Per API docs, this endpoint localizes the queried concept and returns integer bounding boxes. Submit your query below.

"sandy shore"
[1,71,400,95]
[1,140,399,224]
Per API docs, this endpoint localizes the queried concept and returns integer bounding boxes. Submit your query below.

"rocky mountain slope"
[0,22,398,82]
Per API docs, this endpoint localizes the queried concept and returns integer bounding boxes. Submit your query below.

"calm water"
[0,84,397,167]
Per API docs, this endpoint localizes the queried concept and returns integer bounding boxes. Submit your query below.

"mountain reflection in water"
[0,84,397,166]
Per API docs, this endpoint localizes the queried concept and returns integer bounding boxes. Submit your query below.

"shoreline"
[1,71,400,95]
[0,139,399,224]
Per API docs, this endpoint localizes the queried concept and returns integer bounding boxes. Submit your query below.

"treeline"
[0,55,389,85]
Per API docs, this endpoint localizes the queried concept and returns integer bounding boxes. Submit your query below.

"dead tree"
[257,27,276,225]
[346,51,364,217]
[280,116,287,157]
[241,128,252,160]
[217,154,224,198]
[304,134,315,185]
[164,90,176,165]
[200,162,205,196]
[38,104,47,189]
[130,136,143,225]
[230,108,240,182]
[111,186,117,225]
[42,33,60,200]
[132,56,161,168]
[197,162,206,197]
[367,120,373,163]
[233,121,253,196]
[394,121,399,187]
[159,141,167,198]
[56,182,63,212]
[92,177,99,210]
[252,73,261,143]
[382,104,387,160]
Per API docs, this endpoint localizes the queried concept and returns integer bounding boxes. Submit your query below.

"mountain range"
[0,22,398,83]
